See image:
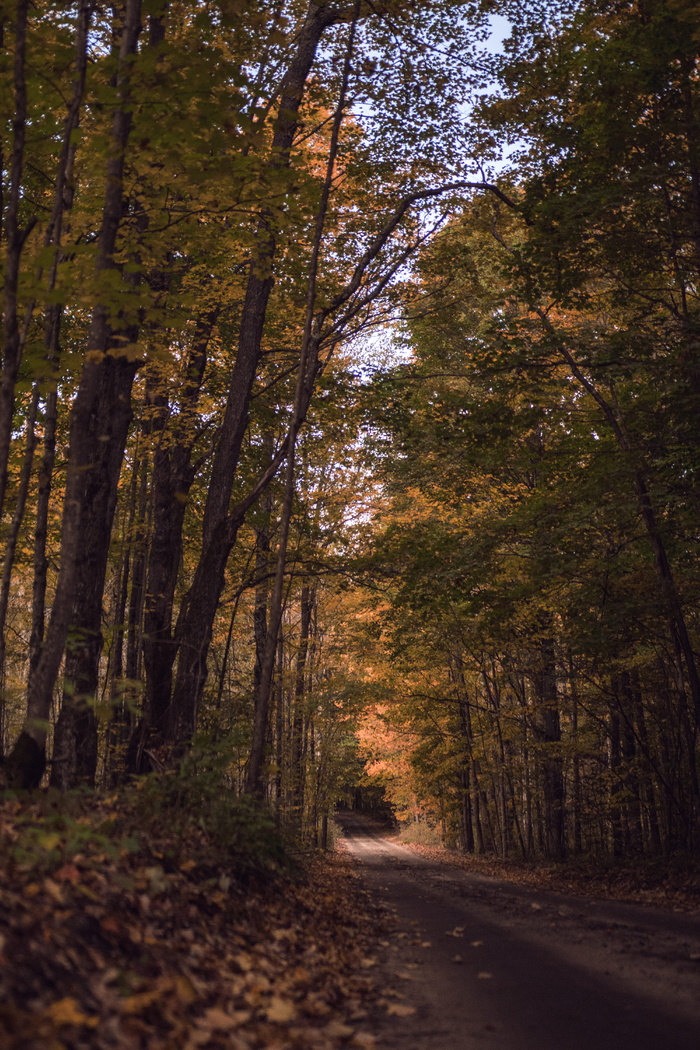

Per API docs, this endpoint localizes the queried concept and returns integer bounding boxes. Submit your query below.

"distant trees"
[359,0,700,858]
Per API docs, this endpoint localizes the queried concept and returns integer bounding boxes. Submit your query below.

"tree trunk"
[609,705,624,858]
[139,309,218,754]
[169,1,343,753]
[0,389,38,701]
[534,632,565,860]
[0,0,29,520]
[290,583,313,822]
[568,652,583,855]
[6,0,143,790]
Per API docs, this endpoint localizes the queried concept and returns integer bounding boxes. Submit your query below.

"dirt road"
[336,812,700,1050]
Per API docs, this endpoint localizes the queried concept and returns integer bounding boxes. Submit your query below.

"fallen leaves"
[397,841,700,913]
[44,997,98,1027]
[0,796,393,1050]
[265,997,297,1023]
[385,1003,416,1017]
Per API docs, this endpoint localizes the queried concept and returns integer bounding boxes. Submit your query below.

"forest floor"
[390,835,700,914]
[0,791,395,1050]
[2,795,700,1050]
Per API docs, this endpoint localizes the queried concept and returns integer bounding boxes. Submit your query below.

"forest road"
[336,812,700,1050]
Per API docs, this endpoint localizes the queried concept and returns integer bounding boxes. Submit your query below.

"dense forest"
[0,0,699,867]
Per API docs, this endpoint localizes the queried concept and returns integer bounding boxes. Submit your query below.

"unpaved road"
[337,812,700,1050]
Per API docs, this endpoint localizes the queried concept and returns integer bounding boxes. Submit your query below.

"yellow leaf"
[325,1021,354,1038]
[121,988,161,1014]
[271,928,295,941]
[196,1006,238,1030]
[39,832,61,851]
[173,975,199,1005]
[45,997,97,1027]
[266,996,297,1023]
[43,879,64,904]
[386,1003,416,1017]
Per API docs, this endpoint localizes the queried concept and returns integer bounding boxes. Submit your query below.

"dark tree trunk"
[6,0,143,791]
[0,389,38,696]
[168,2,339,751]
[534,633,565,860]
[0,0,29,520]
[458,701,475,853]
[609,705,624,859]
[290,584,313,821]
[568,652,583,855]
[103,492,135,781]
[49,350,141,789]
[252,440,274,696]
[139,309,218,755]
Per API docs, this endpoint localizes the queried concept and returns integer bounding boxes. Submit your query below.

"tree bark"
[0,389,38,690]
[169,1,342,751]
[534,631,565,860]
[138,309,219,756]
[0,0,29,521]
[290,583,313,821]
[6,0,143,790]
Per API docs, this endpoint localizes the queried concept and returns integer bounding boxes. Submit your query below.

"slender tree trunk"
[0,0,29,521]
[139,309,218,750]
[169,2,345,752]
[103,493,135,781]
[252,440,274,697]
[609,704,624,858]
[458,702,475,852]
[567,652,583,855]
[534,631,565,860]
[0,389,38,691]
[274,631,285,810]
[621,702,643,853]
[30,343,58,675]
[125,454,149,687]
[214,590,243,712]
[28,0,93,671]
[290,583,313,822]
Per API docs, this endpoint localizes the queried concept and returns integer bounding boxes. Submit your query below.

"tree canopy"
[0,0,699,862]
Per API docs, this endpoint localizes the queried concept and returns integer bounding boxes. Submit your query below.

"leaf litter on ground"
[0,793,393,1050]
[395,839,700,913]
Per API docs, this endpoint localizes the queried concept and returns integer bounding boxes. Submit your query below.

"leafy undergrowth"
[397,839,700,913]
[0,789,395,1050]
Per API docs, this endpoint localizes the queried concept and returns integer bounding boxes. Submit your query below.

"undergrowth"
[1,739,293,884]
[397,820,443,847]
